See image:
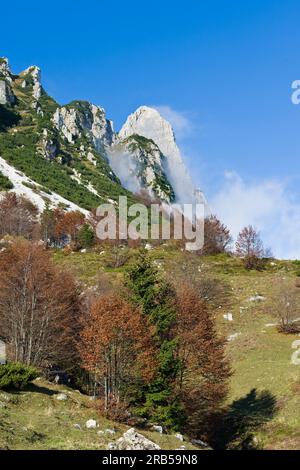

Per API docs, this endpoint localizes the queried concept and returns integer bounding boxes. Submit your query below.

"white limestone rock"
[110,428,160,450]
[53,102,115,151]
[41,129,58,160]
[86,419,98,429]
[56,393,68,401]
[109,134,175,201]
[21,65,42,101]
[119,106,201,205]
[0,58,12,82]
[152,425,163,434]
[0,80,15,105]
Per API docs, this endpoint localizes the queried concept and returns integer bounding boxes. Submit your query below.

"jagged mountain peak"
[119,105,198,205]
[0,57,10,75]
[20,65,41,77]
[119,105,181,164]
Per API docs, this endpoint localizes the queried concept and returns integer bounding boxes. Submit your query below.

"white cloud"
[152,105,193,138]
[211,172,300,260]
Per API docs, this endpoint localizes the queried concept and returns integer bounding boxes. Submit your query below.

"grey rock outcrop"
[108,427,161,450]
[41,129,59,160]
[53,101,115,152]
[0,59,15,105]
[0,80,15,105]
[20,66,42,100]
[119,106,199,204]
[109,134,175,202]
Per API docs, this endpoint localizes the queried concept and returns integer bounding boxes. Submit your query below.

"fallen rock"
[248,295,265,302]
[223,313,233,321]
[56,393,68,401]
[73,423,81,430]
[191,438,209,448]
[105,428,116,435]
[152,425,163,434]
[227,332,241,342]
[107,442,117,450]
[175,433,184,441]
[110,428,161,450]
[86,419,98,429]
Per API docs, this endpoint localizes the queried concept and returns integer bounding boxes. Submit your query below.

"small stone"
[73,424,81,430]
[56,393,68,401]
[107,442,117,450]
[191,438,209,447]
[227,332,241,342]
[174,433,184,441]
[86,419,98,429]
[105,428,116,435]
[152,425,163,434]
[248,295,265,302]
[223,313,233,321]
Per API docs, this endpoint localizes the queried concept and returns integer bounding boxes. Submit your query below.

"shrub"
[77,224,95,248]
[0,362,39,390]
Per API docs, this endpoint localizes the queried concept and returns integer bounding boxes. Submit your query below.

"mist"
[106,149,141,194]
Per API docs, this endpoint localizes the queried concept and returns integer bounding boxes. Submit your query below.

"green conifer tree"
[126,251,185,429]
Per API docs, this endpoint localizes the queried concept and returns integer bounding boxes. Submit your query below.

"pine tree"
[77,223,95,248]
[125,251,184,429]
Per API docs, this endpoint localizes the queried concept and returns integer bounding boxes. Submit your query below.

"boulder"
[174,433,184,441]
[191,438,209,448]
[56,393,68,401]
[248,295,265,302]
[105,428,116,435]
[86,419,98,429]
[110,428,161,450]
[152,425,163,434]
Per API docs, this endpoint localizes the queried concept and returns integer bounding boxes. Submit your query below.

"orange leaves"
[0,239,81,368]
[78,293,156,409]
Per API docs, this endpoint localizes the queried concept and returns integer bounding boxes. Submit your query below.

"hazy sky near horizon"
[3,0,300,258]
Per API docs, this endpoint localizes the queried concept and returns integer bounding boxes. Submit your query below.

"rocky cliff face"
[109,134,175,202]
[0,58,15,105]
[53,101,115,152]
[119,106,198,204]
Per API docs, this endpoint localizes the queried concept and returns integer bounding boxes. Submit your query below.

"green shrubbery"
[0,104,20,131]
[0,171,13,190]
[0,363,39,390]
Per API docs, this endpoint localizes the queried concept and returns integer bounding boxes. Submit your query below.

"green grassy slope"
[53,248,300,449]
[0,379,198,450]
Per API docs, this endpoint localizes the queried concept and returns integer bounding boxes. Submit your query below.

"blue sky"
[2,0,300,257]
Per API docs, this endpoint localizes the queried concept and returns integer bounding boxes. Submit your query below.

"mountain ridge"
[0,57,199,213]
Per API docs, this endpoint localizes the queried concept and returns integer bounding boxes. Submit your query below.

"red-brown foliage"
[175,283,231,438]
[0,239,81,369]
[78,294,156,412]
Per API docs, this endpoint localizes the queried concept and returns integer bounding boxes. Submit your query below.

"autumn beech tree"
[0,240,81,369]
[202,215,232,255]
[0,192,39,239]
[175,283,231,438]
[79,294,156,413]
[55,210,86,245]
[235,225,266,269]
